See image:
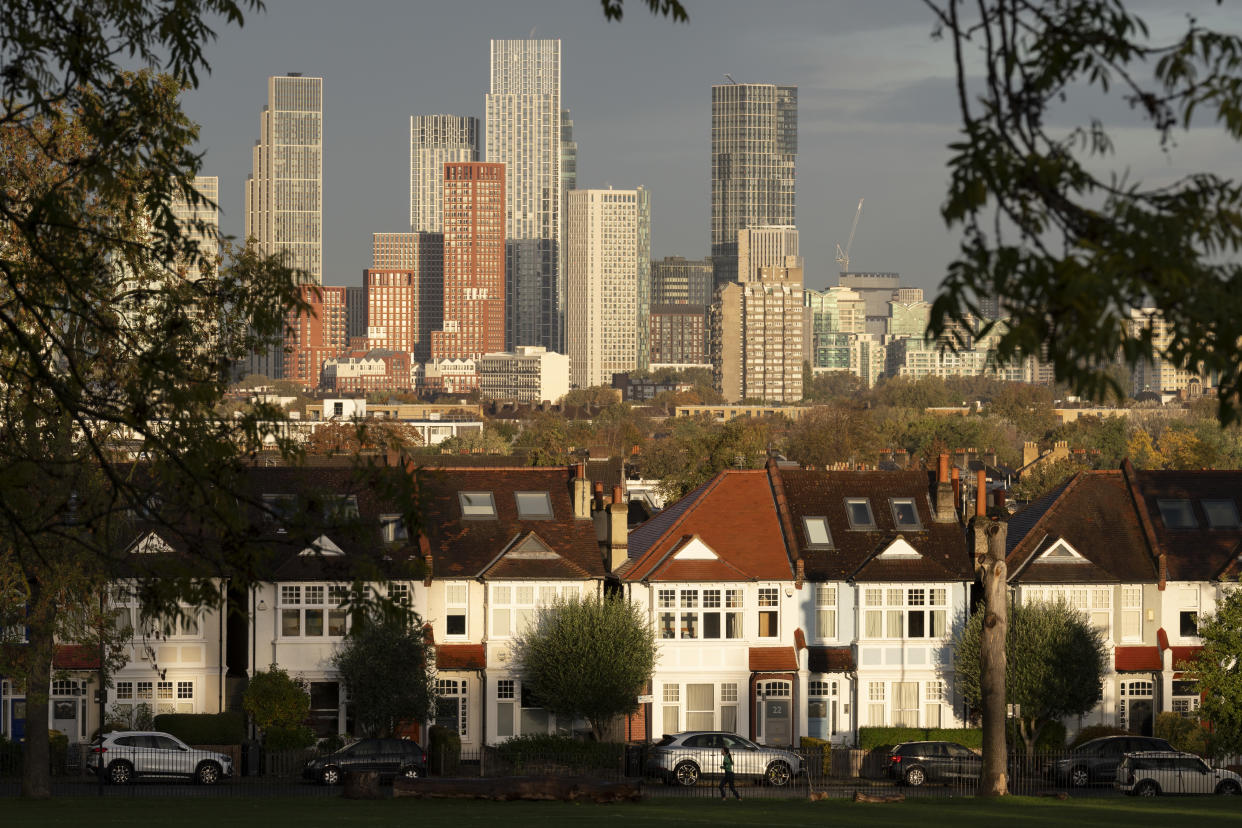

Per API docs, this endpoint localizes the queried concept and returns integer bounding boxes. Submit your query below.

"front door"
[756,681,792,746]
[51,699,78,744]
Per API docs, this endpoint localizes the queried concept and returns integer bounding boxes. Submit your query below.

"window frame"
[1202,499,1240,529]
[802,516,833,549]
[459,491,497,519]
[656,587,743,641]
[888,498,923,531]
[514,491,554,520]
[278,582,350,639]
[844,498,877,530]
[1156,499,1198,530]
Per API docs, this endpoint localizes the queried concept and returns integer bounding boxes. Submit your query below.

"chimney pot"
[612,484,623,504]
[976,468,987,517]
[938,453,949,483]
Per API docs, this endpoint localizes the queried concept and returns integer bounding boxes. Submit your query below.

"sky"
[180,0,1242,295]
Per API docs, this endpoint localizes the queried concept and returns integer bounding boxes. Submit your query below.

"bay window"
[657,587,743,640]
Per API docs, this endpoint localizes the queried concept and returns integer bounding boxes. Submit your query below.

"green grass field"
[3,796,1241,828]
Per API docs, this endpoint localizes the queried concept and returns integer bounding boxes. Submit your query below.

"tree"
[513,412,573,466]
[642,415,777,501]
[332,611,436,737]
[434,426,512,456]
[511,595,657,740]
[242,666,315,750]
[802,369,865,403]
[304,421,424,455]
[1182,584,1242,757]
[783,404,877,468]
[953,599,1108,754]
[926,0,1242,424]
[559,385,621,408]
[1010,459,1079,504]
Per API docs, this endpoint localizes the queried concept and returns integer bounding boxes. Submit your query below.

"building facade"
[712,264,806,403]
[837,272,901,336]
[566,188,646,389]
[650,304,709,366]
[478,346,570,404]
[737,225,800,285]
[487,39,563,352]
[410,115,479,234]
[284,284,346,388]
[652,256,714,307]
[245,74,323,284]
[711,83,797,289]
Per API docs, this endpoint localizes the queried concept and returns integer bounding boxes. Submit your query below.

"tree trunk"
[977,520,1008,797]
[22,584,54,799]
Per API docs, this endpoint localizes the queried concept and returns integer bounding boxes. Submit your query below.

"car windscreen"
[655,736,675,746]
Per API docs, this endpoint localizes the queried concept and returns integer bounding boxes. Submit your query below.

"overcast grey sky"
[180,0,1241,294]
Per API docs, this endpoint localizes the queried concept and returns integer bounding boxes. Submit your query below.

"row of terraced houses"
[3,457,1238,749]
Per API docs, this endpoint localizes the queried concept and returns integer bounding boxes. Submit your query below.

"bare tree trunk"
[22,581,54,799]
[977,520,1008,797]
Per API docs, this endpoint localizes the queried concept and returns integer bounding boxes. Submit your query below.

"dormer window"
[1157,499,1198,530]
[844,498,876,530]
[321,495,359,522]
[380,515,408,543]
[459,491,496,519]
[515,491,553,520]
[1202,499,1240,529]
[889,498,923,530]
[802,517,832,549]
[262,494,298,530]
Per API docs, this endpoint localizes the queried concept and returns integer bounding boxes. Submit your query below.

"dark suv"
[302,738,427,785]
[1051,736,1174,787]
[886,741,982,786]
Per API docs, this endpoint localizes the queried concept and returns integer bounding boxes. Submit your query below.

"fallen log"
[393,775,641,802]
[852,791,905,803]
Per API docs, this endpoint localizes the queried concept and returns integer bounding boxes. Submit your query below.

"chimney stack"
[976,468,987,517]
[951,466,961,512]
[593,481,604,512]
[933,452,955,522]
[571,462,590,519]
[607,485,629,572]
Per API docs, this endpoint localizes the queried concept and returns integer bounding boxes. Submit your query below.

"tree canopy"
[953,599,1107,752]
[332,610,436,738]
[242,665,315,750]
[1182,584,1242,757]
[511,595,657,740]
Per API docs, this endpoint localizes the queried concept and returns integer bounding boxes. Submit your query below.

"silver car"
[647,731,803,787]
[88,730,233,785]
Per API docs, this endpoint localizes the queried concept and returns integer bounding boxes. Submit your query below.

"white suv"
[1116,751,1241,796]
[88,731,233,785]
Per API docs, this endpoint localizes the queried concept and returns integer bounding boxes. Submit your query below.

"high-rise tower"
[486,39,562,352]
[410,115,479,233]
[710,83,796,289]
[245,74,323,284]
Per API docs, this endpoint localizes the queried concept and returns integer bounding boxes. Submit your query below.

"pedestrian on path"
[719,745,740,800]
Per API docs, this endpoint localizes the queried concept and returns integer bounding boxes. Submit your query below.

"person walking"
[719,745,741,800]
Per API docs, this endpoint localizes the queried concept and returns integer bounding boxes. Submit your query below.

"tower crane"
[834,197,864,273]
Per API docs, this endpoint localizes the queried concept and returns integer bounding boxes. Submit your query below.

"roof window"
[802,516,833,549]
[459,491,497,519]
[515,491,553,520]
[889,498,923,530]
[844,498,876,530]
[1202,499,1240,529]
[1157,499,1198,530]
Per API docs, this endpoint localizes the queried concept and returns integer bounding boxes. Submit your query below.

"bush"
[428,725,461,776]
[1068,724,1128,748]
[0,738,21,777]
[1154,712,1210,756]
[48,730,68,776]
[857,727,983,751]
[153,712,246,746]
[493,734,624,771]
[1008,719,1066,752]
[318,733,346,754]
[263,725,316,751]
[800,736,832,775]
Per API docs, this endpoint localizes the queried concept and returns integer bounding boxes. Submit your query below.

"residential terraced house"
[1005,461,1242,735]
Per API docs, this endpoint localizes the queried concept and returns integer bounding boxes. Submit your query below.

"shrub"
[0,738,21,777]
[1154,712,1210,756]
[263,725,316,751]
[1068,724,1128,748]
[428,725,461,775]
[493,733,624,771]
[800,736,832,775]
[1007,719,1066,752]
[153,712,246,746]
[318,733,346,754]
[857,727,983,751]
[48,730,68,776]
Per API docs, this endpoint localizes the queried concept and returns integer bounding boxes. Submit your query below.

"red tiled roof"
[436,644,485,670]
[749,646,798,672]
[54,645,100,670]
[1115,645,1161,672]
[807,646,854,673]
[1170,646,1202,669]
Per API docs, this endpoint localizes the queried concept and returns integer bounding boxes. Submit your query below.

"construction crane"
[834,198,864,273]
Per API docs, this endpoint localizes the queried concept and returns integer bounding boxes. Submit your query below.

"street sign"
[637,694,654,704]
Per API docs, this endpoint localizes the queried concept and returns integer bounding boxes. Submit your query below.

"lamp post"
[97,589,106,797]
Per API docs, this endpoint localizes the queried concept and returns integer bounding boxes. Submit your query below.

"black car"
[302,738,427,785]
[1050,736,1175,787]
[886,741,982,787]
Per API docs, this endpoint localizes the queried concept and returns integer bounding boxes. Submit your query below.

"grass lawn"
[3,795,1240,828]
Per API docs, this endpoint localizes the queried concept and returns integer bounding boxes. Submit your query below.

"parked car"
[302,737,427,785]
[87,730,233,785]
[646,731,803,787]
[1050,736,1174,787]
[886,741,982,787]
[1116,751,1242,796]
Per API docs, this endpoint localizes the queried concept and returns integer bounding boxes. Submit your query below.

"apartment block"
[737,225,800,285]
[478,345,570,404]
[283,284,346,388]
[650,304,709,366]
[410,115,479,233]
[712,264,806,403]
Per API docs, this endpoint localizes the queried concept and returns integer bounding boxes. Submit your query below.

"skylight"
[1202,499,1240,529]
[459,491,497,519]
[802,516,832,549]
[515,491,553,520]
[889,498,923,530]
[1157,499,1198,530]
[844,498,876,530]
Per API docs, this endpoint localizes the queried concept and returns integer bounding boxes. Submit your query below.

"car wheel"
[108,761,133,785]
[1136,781,1159,797]
[905,766,927,787]
[765,760,792,787]
[674,760,700,786]
[321,766,342,786]
[401,765,421,779]
[1069,766,1090,788]
[196,761,221,786]
[1216,780,1240,796]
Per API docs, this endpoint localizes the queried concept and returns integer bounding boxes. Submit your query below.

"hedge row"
[493,734,625,768]
[151,712,246,746]
[857,726,983,751]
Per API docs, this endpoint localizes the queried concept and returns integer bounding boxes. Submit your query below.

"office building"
[566,187,647,388]
[170,175,219,277]
[245,74,323,283]
[410,115,479,233]
[805,286,866,371]
[487,39,562,352]
[711,83,797,288]
[837,272,901,336]
[712,263,806,403]
[478,346,570,404]
[650,304,709,366]
[635,186,652,370]
[651,256,714,307]
[430,162,505,361]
